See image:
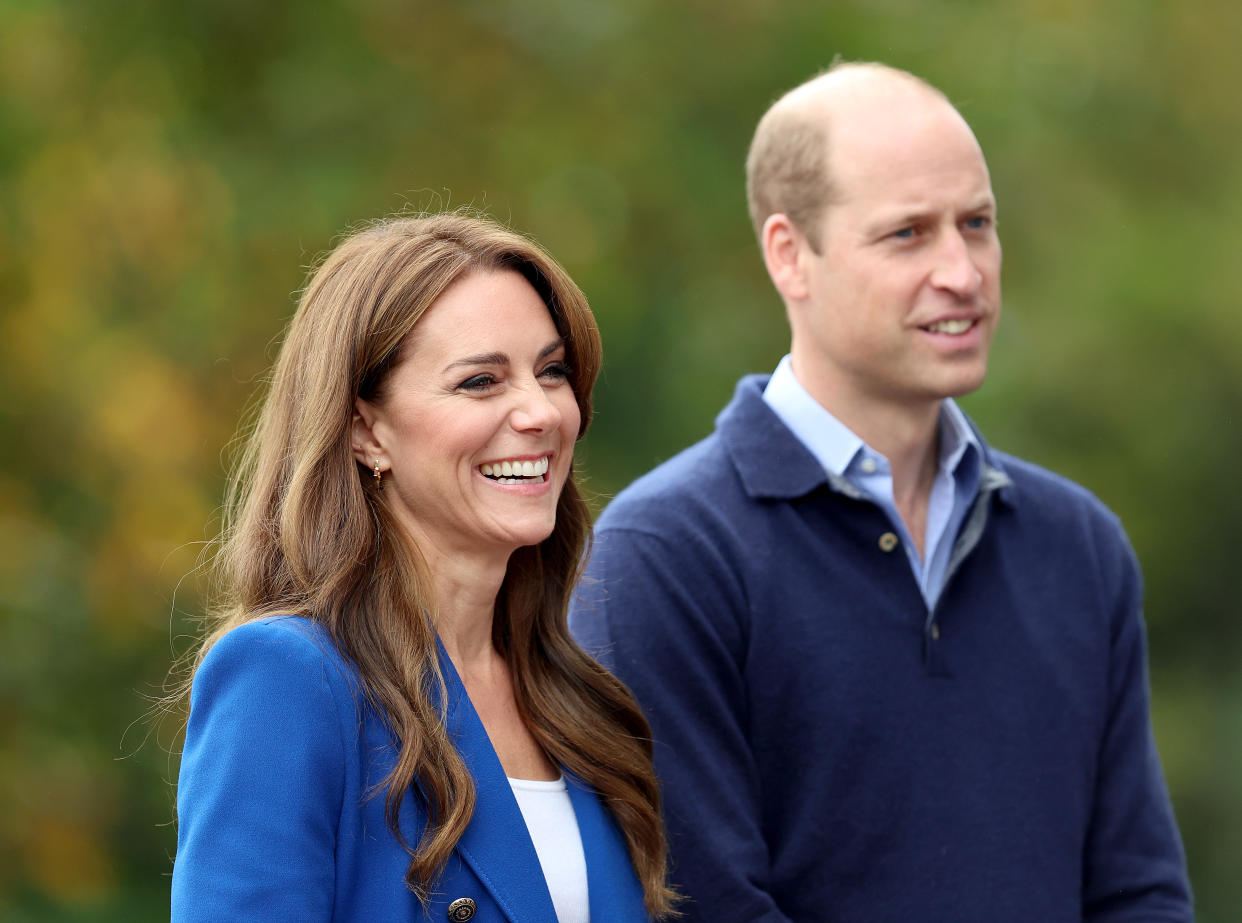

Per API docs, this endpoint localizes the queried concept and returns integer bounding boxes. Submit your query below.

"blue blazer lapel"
[438,648,559,922]
[565,774,649,921]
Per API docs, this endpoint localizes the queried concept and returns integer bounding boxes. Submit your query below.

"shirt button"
[860,457,878,474]
[878,532,899,552]
[447,897,477,921]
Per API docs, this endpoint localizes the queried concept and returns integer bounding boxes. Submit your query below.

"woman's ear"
[351,398,386,471]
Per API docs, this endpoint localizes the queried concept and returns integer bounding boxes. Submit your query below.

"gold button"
[447,897,477,921]
[878,532,899,552]
[930,623,940,640]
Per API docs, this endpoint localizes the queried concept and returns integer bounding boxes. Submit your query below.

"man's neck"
[861,405,940,496]
[788,356,942,556]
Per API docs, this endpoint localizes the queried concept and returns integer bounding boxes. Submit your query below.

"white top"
[508,776,590,923]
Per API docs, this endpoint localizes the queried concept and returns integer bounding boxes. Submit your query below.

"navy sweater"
[570,375,1191,922]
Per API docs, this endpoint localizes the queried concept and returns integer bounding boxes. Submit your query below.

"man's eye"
[891,226,917,239]
[964,216,991,230]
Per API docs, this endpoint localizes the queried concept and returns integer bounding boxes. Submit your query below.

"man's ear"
[761,213,811,302]
[351,398,386,472]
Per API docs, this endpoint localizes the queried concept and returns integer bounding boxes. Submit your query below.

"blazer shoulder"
[205,615,344,668]
[192,616,364,729]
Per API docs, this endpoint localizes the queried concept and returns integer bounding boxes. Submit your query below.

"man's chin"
[936,363,990,400]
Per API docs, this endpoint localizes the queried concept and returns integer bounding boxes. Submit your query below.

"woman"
[171,214,675,921]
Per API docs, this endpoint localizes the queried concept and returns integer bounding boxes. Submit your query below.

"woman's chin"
[481,516,558,554]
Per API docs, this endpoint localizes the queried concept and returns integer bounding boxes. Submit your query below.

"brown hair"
[181,212,675,915]
[745,60,947,252]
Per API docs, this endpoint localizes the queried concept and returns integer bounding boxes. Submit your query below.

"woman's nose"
[509,383,562,433]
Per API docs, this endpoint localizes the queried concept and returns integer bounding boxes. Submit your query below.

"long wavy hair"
[180,212,675,916]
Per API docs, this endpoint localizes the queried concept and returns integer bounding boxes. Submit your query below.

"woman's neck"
[422,544,511,670]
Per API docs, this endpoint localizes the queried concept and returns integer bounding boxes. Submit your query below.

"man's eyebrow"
[863,208,932,235]
[442,339,564,374]
[866,197,997,233]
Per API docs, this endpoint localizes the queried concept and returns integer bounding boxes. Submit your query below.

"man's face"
[792,90,1001,417]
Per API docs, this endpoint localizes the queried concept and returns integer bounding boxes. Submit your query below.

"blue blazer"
[171,616,649,921]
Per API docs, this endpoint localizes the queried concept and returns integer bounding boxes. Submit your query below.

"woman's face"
[356,269,581,562]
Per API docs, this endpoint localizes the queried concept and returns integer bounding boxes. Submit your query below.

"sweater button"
[930,622,940,640]
[447,897,477,921]
[878,531,899,552]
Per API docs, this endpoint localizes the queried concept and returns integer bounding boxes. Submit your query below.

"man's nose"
[930,230,984,297]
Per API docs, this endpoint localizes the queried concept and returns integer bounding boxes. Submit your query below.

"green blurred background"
[1,0,1238,918]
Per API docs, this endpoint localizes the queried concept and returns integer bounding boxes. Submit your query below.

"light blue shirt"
[763,355,982,609]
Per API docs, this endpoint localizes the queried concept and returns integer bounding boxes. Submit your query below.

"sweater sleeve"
[171,619,348,920]
[571,524,794,923]
[1082,528,1193,921]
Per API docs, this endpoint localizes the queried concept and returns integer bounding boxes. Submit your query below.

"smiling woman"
[169,213,675,921]
[351,269,582,566]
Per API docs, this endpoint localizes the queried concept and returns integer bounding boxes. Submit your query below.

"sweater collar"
[718,374,1012,503]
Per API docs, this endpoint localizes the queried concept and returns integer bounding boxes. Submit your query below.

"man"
[569,62,1191,921]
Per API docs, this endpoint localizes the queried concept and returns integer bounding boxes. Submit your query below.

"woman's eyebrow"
[443,339,564,374]
[444,351,508,373]
[537,339,565,360]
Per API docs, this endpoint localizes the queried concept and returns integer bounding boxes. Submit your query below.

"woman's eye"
[458,374,496,391]
[539,362,571,382]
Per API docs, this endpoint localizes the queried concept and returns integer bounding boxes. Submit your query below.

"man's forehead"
[833,119,989,178]
[827,93,988,185]
[832,153,995,213]
[823,122,995,232]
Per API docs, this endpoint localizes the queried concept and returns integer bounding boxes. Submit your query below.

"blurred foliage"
[0,0,1238,918]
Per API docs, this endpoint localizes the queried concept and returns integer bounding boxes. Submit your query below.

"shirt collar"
[763,353,982,481]
[762,355,862,476]
[938,395,981,479]
[718,373,1011,502]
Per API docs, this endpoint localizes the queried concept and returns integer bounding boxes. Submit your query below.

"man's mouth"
[922,318,975,335]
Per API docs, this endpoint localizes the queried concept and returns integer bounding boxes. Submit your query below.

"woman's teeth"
[480,457,550,482]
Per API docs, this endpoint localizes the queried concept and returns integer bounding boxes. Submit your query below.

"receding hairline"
[745,62,960,247]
